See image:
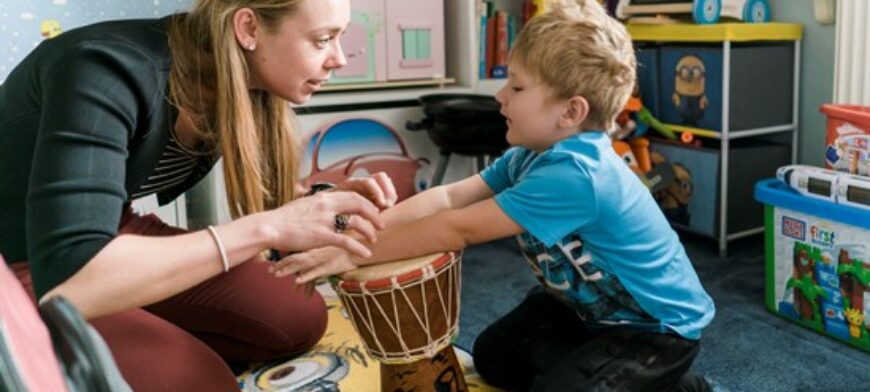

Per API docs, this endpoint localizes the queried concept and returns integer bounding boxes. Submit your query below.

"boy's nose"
[495,88,507,105]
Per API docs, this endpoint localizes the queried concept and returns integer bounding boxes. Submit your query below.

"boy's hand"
[269,246,358,284]
[336,172,398,209]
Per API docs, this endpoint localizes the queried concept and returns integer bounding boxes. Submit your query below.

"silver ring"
[334,213,350,233]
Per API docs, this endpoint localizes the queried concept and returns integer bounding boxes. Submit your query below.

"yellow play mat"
[237,287,501,392]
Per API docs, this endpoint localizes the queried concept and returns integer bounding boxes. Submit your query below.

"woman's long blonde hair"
[168,0,304,218]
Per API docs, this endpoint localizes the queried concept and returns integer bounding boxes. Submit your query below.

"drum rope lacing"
[335,254,461,364]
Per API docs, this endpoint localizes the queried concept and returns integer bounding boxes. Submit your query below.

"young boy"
[272,0,715,390]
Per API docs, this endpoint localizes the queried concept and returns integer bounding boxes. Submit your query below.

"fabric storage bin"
[657,43,794,133]
[635,44,661,116]
[649,137,790,237]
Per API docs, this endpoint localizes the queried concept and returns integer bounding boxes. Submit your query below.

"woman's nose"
[328,42,347,69]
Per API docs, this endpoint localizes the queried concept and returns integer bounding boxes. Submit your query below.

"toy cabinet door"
[384,0,445,81]
[334,22,370,79]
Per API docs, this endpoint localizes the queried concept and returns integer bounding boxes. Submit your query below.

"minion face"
[674,55,706,97]
[40,19,62,39]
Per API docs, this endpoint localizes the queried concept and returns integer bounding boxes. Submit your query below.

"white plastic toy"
[777,165,840,203]
[778,165,870,211]
[836,173,870,211]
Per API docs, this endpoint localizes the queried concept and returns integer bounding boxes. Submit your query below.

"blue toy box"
[755,179,870,353]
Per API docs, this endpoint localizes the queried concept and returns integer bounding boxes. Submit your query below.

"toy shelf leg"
[718,40,731,257]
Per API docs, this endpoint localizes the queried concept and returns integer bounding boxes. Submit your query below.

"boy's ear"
[559,95,590,129]
[233,8,259,50]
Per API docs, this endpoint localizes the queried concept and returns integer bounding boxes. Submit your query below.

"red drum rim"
[337,252,456,292]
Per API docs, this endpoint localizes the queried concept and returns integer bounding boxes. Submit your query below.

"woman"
[0,0,391,389]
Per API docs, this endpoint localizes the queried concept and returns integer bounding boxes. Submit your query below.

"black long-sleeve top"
[0,16,216,298]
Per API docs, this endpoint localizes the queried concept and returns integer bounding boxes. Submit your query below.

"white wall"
[773,0,837,166]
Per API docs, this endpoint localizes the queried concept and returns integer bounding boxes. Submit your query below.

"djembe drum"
[333,252,467,392]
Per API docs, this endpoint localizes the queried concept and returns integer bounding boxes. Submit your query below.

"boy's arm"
[272,197,524,283]
[380,175,494,228]
[365,197,521,264]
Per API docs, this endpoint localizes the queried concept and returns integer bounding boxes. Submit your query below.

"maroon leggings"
[11,211,328,391]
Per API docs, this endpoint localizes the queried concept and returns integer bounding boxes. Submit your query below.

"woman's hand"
[264,191,382,258]
[334,172,398,209]
[270,246,355,283]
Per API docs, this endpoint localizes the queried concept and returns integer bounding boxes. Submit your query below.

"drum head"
[338,252,454,290]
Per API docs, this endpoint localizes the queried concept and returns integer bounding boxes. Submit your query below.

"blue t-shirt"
[480,131,715,340]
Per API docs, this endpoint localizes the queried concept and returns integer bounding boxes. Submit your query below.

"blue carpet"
[456,235,870,392]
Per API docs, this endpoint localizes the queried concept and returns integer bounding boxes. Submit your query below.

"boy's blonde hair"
[510,0,636,132]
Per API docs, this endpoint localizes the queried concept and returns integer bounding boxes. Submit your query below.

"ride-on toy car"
[615,0,771,24]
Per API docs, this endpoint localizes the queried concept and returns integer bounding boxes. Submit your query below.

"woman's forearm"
[40,212,274,319]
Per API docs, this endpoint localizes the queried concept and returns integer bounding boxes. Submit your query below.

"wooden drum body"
[333,252,467,392]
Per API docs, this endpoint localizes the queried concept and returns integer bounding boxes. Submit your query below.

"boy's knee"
[472,328,532,390]
[471,324,500,367]
[668,372,712,392]
[471,331,499,382]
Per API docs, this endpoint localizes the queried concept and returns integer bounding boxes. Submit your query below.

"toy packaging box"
[822,104,870,176]
[755,179,870,353]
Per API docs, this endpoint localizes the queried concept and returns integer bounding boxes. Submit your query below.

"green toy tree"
[837,259,870,310]
[786,275,828,326]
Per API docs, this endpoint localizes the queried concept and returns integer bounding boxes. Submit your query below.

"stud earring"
[248,43,256,52]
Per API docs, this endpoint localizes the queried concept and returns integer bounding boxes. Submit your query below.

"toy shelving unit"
[628,23,803,256]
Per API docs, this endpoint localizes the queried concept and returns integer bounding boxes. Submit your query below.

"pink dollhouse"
[330,0,445,84]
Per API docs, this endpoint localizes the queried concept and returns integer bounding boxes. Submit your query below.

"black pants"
[472,290,706,392]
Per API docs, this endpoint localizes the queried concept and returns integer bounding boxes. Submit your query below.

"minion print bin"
[657,43,794,133]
